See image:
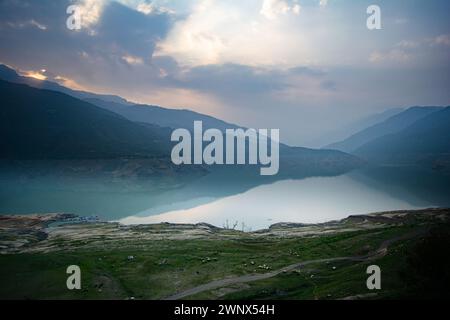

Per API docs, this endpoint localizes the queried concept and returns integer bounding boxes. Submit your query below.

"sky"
[0,0,449,147]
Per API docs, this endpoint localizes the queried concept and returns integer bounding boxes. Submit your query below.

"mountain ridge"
[354,106,450,165]
[0,79,172,159]
[327,106,444,153]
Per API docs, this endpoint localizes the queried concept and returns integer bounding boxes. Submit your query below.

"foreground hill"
[0,80,172,159]
[0,208,448,300]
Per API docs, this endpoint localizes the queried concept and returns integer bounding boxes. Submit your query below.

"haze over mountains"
[0,65,360,181]
[0,65,448,220]
[0,64,129,105]
[327,107,444,153]
[328,106,450,167]
[355,107,450,165]
[1,63,448,173]
[0,64,239,133]
[317,108,405,148]
[85,98,239,133]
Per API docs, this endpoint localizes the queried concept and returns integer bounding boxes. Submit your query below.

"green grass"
[196,241,413,300]
[0,225,422,300]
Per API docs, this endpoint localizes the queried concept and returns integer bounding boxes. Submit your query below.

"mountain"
[82,100,361,175]
[327,106,444,153]
[0,64,241,132]
[358,108,406,130]
[317,107,404,148]
[355,107,450,165]
[85,98,239,132]
[0,64,130,105]
[0,80,171,159]
[0,66,362,177]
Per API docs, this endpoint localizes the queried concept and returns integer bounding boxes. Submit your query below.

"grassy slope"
[0,211,449,300]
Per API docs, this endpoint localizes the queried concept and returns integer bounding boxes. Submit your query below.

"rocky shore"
[1,208,448,254]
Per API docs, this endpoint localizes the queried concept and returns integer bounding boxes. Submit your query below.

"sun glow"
[23,70,47,81]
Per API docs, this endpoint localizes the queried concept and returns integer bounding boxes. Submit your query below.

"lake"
[1,166,449,230]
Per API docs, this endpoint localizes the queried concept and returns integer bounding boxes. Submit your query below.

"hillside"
[0,208,448,300]
[327,107,443,153]
[0,80,171,159]
[0,66,362,178]
[355,107,450,165]
[0,64,129,105]
[319,107,404,148]
[0,64,241,132]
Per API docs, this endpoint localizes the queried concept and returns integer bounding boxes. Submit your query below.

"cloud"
[73,0,106,30]
[54,75,86,90]
[4,19,47,30]
[122,54,144,65]
[260,0,301,20]
[369,49,411,64]
[21,69,48,81]
[29,19,47,30]
[0,0,174,99]
[430,34,450,46]
[136,1,175,15]
[137,2,154,14]
[370,34,450,65]
[393,17,408,25]
[161,63,336,118]
[156,0,315,67]
[396,40,420,49]
[0,0,449,147]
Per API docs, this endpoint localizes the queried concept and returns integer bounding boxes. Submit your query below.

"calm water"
[118,175,421,230]
[1,166,449,230]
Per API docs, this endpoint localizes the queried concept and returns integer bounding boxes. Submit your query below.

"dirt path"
[165,230,425,300]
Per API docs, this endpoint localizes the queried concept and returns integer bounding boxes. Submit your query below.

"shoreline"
[0,207,447,230]
[1,208,448,255]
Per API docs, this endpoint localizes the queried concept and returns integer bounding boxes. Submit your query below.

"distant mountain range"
[85,98,239,133]
[0,64,361,179]
[327,106,444,153]
[317,107,404,148]
[355,107,450,165]
[328,105,450,167]
[0,64,240,132]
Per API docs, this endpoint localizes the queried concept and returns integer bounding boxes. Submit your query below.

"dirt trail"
[165,230,425,300]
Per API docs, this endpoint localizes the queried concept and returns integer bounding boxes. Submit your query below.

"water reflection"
[118,174,422,230]
[1,165,449,230]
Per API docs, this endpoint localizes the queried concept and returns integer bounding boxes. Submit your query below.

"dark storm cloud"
[0,0,313,101]
[174,64,289,95]
[0,0,173,76]
[0,0,449,147]
[95,1,171,62]
[164,63,329,100]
